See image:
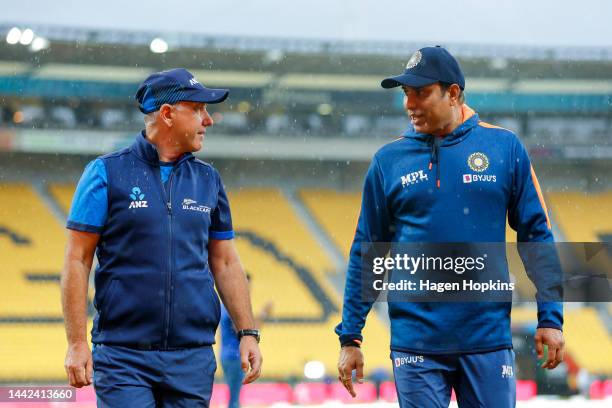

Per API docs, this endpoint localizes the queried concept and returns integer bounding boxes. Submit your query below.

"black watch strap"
[341,339,362,348]
[237,329,260,343]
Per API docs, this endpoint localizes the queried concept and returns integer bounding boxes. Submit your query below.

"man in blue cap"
[335,47,565,407]
[61,68,263,407]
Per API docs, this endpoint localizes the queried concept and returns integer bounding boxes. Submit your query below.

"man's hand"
[535,327,565,369]
[337,346,364,398]
[240,336,262,384]
[64,341,93,387]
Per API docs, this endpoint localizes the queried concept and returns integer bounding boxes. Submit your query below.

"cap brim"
[183,87,229,104]
[381,73,437,89]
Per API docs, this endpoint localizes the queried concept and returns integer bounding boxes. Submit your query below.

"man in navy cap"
[61,68,263,407]
[336,47,565,407]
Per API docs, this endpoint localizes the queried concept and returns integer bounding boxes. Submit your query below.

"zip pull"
[166,202,172,213]
[436,143,441,189]
[428,162,433,170]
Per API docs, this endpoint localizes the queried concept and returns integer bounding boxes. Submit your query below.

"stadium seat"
[210,384,229,407]
[546,191,612,242]
[298,189,361,259]
[294,382,329,405]
[516,380,537,400]
[0,183,76,381]
[604,379,612,397]
[226,188,391,378]
[239,382,293,405]
[329,382,377,403]
[589,380,604,400]
[75,386,96,402]
[379,381,397,402]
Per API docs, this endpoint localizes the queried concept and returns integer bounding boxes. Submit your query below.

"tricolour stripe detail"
[478,121,507,130]
[530,166,552,230]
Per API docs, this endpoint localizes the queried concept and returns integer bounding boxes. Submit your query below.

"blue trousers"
[93,344,216,408]
[221,358,244,408]
[391,348,516,408]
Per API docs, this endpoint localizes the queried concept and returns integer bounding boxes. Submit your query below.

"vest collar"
[132,131,194,166]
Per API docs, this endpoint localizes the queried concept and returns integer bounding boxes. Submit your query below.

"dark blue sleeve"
[335,156,392,344]
[67,159,108,234]
[209,171,234,240]
[508,139,563,330]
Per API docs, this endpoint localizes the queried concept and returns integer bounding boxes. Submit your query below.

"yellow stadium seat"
[0,183,74,380]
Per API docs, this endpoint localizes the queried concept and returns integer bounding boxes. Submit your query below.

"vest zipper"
[161,169,175,349]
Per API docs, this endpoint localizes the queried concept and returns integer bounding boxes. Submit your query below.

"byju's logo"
[463,174,497,183]
[501,365,514,378]
[394,355,424,367]
[128,187,148,209]
[401,170,428,188]
[182,198,211,213]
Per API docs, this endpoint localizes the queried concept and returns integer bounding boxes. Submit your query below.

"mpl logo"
[128,187,148,209]
[463,174,497,183]
[394,355,424,367]
[401,170,428,188]
[189,77,200,86]
[501,365,514,378]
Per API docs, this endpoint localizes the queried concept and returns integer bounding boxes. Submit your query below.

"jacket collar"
[131,130,194,166]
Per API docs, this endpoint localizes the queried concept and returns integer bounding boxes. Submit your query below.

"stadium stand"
[546,191,612,242]
[48,183,74,214]
[0,25,610,395]
[0,183,80,381]
[3,180,609,382]
[299,189,361,259]
[563,307,612,375]
[0,183,65,318]
[227,188,390,377]
[46,184,392,378]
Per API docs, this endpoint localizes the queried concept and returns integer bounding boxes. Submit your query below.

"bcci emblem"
[405,50,422,69]
[467,152,489,172]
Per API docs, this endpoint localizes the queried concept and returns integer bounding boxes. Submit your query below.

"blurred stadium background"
[0,23,610,407]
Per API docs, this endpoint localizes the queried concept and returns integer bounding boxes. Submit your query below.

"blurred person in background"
[335,46,565,408]
[220,273,273,408]
[61,68,262,407]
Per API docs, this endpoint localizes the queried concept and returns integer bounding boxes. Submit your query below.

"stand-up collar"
[131,131,194,166]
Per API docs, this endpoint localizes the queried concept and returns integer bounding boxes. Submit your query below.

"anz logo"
[128,187,148,209]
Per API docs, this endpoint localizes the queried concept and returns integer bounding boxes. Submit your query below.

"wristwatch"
[237,329,261,343]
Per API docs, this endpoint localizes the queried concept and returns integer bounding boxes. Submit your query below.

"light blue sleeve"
[66,159,108,234]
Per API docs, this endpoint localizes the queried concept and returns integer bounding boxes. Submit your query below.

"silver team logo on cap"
[467,152,489,172]
[405,50,422,69]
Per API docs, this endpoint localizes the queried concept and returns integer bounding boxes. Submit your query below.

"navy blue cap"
[381,46,465,90]
[135,68,229,114]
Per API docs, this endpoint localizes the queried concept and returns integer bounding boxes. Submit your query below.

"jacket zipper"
[428,136,441,189]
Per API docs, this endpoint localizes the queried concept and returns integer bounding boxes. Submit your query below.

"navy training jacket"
[336,106,563,354]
